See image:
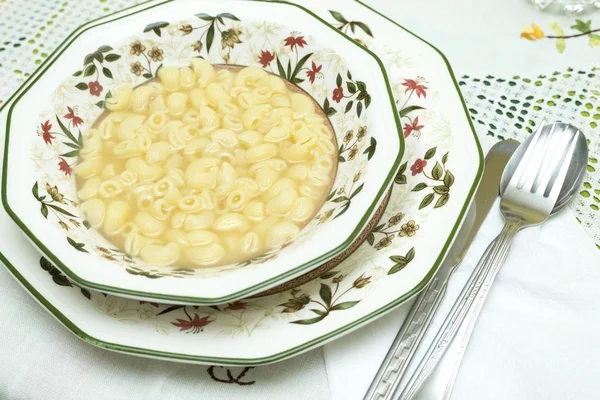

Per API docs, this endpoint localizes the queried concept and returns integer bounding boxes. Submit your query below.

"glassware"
[531,0,600,13]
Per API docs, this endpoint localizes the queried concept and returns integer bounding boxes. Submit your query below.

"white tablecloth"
[1,0,600,399]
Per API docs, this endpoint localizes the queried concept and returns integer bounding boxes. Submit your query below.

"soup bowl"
[1,0,403,305]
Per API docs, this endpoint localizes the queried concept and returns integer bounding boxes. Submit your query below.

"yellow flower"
[521,24,544,41]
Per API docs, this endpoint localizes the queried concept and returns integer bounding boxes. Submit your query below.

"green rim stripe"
[0,0,483,365]
[1,0,404,305]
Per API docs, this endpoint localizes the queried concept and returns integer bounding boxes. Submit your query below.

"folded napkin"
[324,203,600,400]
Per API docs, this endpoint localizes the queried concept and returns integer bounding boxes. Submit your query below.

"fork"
[398,122,581,399]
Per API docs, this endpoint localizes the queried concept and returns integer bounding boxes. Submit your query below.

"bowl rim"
[1,0,405,305]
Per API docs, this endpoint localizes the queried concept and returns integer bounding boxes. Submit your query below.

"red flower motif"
[402,79,428,98]
[332,86,344,103]
[283,35,307,50]
[403,116,424,138]
[63,106,84,127]
[171,314,212,333]
[140,301,159,308]
[306,61,322,84]
[88,81,103,97]
[58,157,72,176]
[225,300,248,311]
[40,120,54,144]
[258,50,275,68]
[410,159,428,176]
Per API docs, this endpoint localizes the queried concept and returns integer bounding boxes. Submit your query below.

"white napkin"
[324,202,600,400]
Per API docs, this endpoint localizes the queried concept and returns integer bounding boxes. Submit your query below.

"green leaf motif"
[412,182,428,192]
[329,10,348,24]
[431,162,443,180]
[60,150,80,158]
[292,52,313,81]
[32,182,39,199]
[93,51,103,63]
[80,288,91,300]
[83,220,91,229]
[83,64,96,77]
[331,301,360,311]
[195,13,215,21]
[336,73,342,88]
[365,94,371,108]
[442,152,449,164]
[95,101,105,109]
[102,67,113,79]
[366,232,375,246]
[217,13,240,21]
[435,193,450,208]
[75,82,88,91]
[395,174,406,185]
[53,273,72,287]
[331,196,347,203]
[290,315,327,325]
[356,101,363,117]
[83,53,94,65]
[363,137,377,160]
[353,21,373,37]
[73,70,82,77]
[286,60,292,79]
[388,262,407,275]
[319,283,332,306]
[47,204,76,218]
[550,22,566,53]
[97,45,113,53]
[347,81,357,93]
[357,81,366,91]
[589,34,600,48]
[390,255,407,263]
[55,114,78,144]
[104,54,121,62]
[142,72,153,79]
[398,161,407,175]
[206,23,215,53]
[419,193,435,209]
[399,105,425,118]
[570,19,591,33]
[144,21,169,36]
[40,204,48,219]
[444,170,455,187]
[345,101,353,113]
[67,237,88,253]
[276,56,286,79]
[433,185,449,195]
[424,147,437,160]
[405,247,415,262]
[351,183,364,199]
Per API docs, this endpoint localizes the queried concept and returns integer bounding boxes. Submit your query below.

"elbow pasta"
[77,65,337,268]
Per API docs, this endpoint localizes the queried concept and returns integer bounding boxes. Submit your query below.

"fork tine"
[545,131,579,200]
[508,120,546,189]
[536,128,576,195]
[519,122,556,192]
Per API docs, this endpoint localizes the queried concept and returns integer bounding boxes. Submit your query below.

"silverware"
[432,125,589,400]
[363,140,519,400]
[399,121,588,400]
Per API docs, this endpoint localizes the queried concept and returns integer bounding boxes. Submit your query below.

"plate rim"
[0,0,484,365]
[0,0,405,305]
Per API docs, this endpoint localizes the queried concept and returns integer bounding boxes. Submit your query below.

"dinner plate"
[0,0,482,365]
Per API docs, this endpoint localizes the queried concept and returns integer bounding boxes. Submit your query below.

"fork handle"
[363,272,448,400]
[398,219,522,400]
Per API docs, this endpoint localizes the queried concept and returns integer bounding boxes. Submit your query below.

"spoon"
[399,121,588,400]
[416,123,588,400]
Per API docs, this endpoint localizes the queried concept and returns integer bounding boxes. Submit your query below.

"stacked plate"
[0,0,482,365]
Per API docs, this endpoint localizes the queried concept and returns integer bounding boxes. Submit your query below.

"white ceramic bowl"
[2,0,403,304]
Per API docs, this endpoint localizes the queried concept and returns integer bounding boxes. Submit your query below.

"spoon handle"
[398,219,522,400]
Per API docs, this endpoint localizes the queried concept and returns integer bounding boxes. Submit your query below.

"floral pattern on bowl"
[2,0,402,304]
